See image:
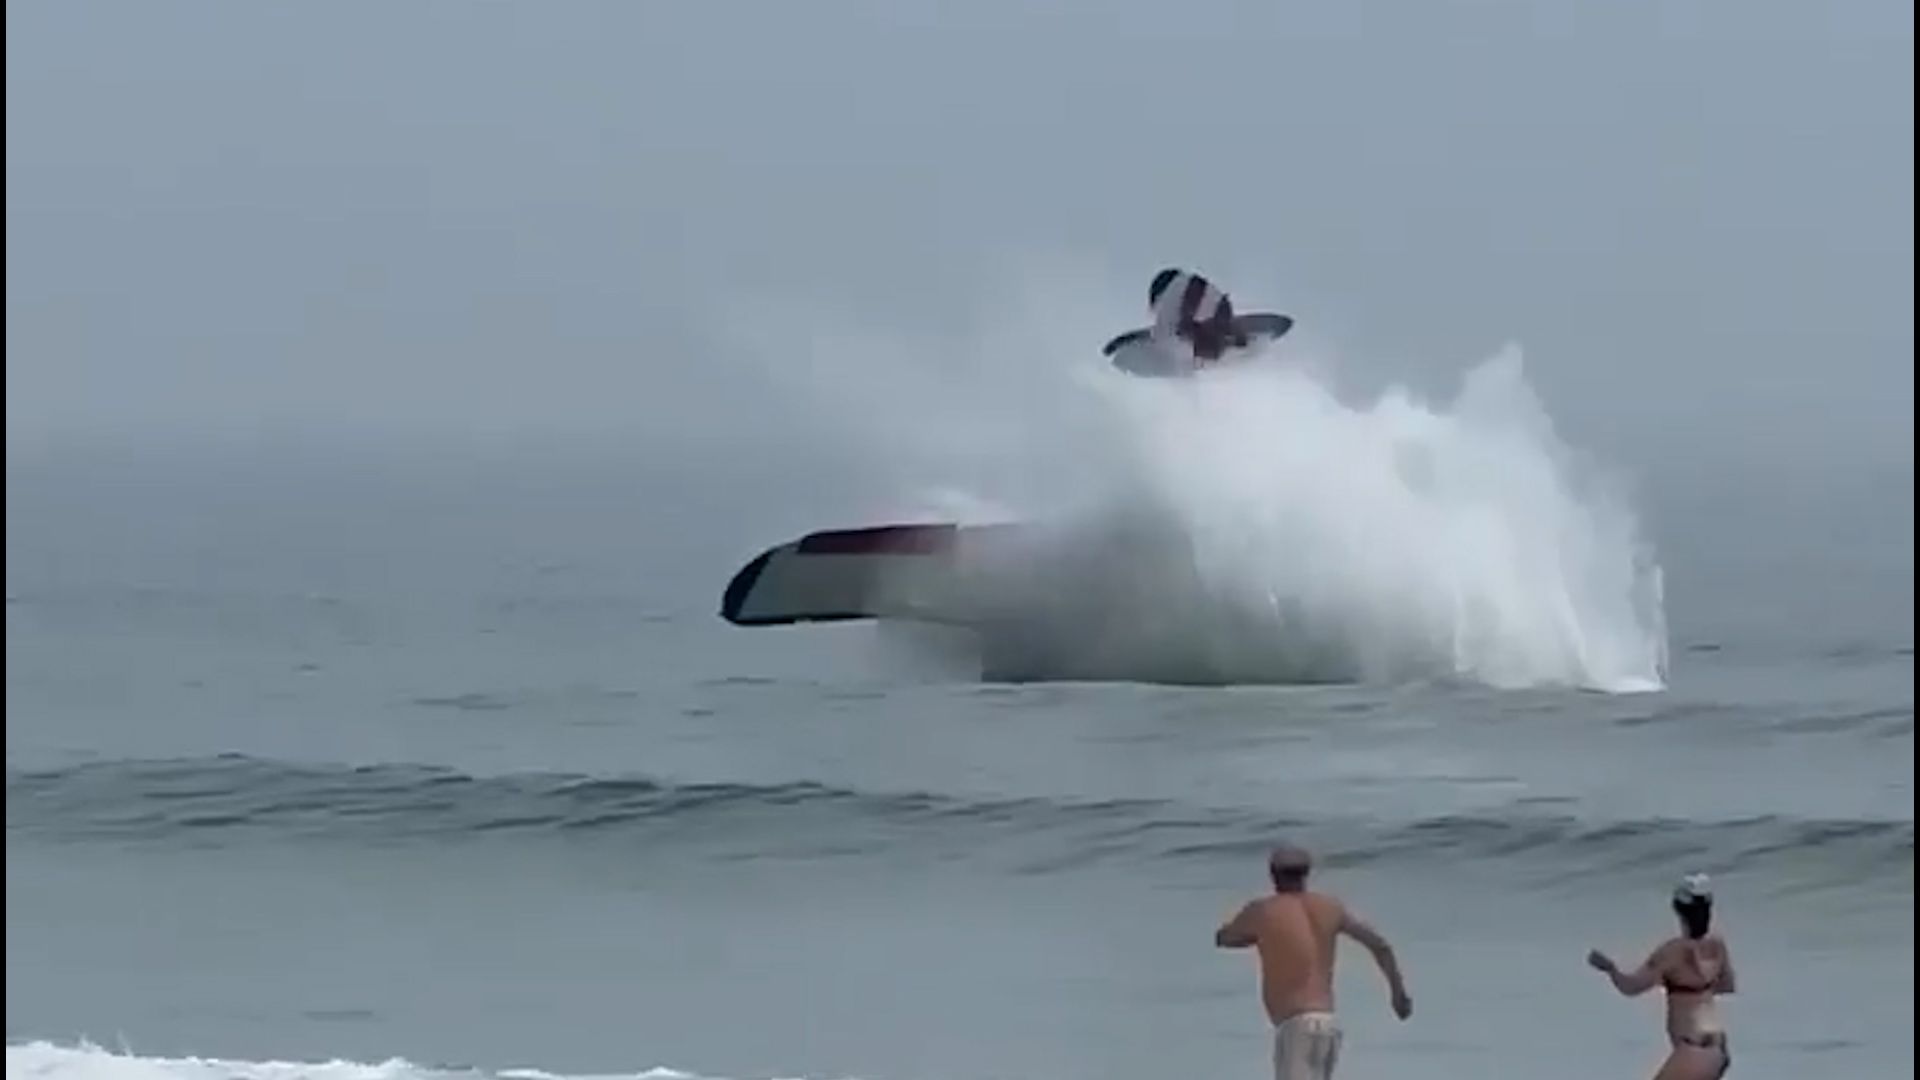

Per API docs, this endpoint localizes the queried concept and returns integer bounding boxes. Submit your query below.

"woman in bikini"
[1587,873,1737,1079]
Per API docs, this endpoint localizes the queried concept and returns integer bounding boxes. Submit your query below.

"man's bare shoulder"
[1240,890,1353,922]
[1293,890,1346,916]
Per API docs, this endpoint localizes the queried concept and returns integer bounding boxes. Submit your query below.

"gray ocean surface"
[6,449,1914,1080]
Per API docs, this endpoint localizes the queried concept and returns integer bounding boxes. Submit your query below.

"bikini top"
[1664,972,1716,995]
[1663,943,1722,995]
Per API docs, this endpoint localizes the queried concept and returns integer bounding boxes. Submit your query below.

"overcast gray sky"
[7,0,1913,478]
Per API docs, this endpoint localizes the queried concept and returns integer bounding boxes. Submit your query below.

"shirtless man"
[1214,844,1413,1080]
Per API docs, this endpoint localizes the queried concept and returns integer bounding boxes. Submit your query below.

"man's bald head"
[1268,843,1313,892]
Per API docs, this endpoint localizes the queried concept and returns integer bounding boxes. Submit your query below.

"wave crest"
[11,757,1902,882]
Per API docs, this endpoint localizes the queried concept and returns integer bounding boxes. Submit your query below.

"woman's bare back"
[1655,935,1734,1043]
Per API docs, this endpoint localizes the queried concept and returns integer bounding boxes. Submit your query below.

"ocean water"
[6,359,1915,1080]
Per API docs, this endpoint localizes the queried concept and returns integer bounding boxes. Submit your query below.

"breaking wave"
[4,1043,789,1080]
[10,757,1903,883]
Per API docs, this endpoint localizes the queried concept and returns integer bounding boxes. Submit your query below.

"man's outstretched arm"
[1215,901,1258,949]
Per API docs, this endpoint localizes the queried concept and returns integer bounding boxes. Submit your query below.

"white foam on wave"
[4,1042,854,1080]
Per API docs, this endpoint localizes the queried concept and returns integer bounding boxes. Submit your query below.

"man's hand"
[1586,949,1616,974]
[1339,909,1412,1019]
